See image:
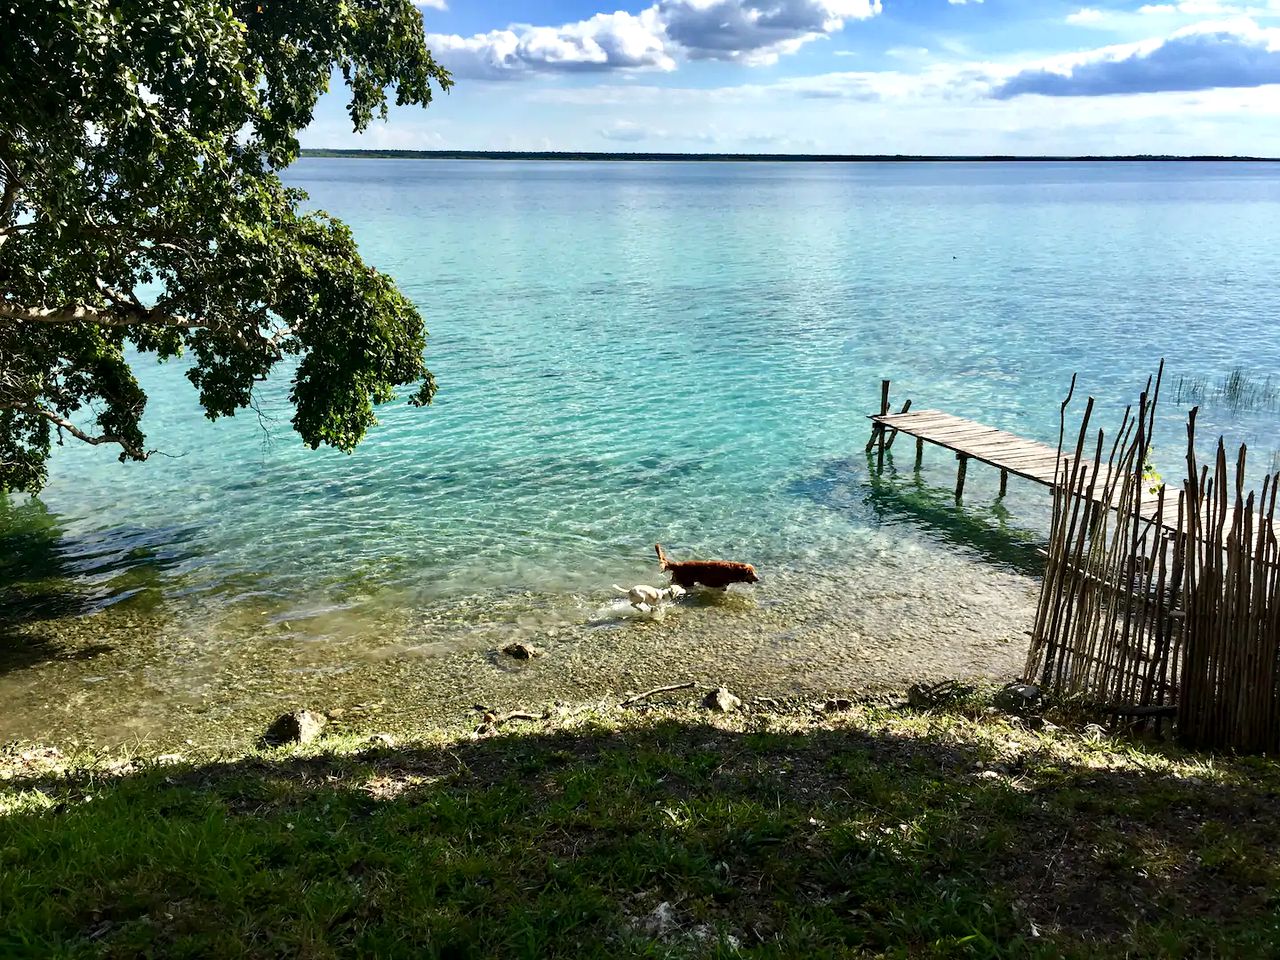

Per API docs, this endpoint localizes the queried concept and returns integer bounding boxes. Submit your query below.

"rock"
[823,697,854,713]
[262,709,326,747]
[907,679,974,709]
[640,901,676,937]
[703,687,742,713]
[995,682,1042,715]
[367,733,396,747]
[501,642,541,661]
[691,924,741,950]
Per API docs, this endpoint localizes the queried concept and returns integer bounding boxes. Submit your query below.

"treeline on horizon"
[302,148,1278,163]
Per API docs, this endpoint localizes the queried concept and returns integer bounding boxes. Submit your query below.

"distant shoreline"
[301,148,1280,163]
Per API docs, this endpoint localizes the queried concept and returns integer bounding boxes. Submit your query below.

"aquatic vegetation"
[1173,367,1280,414]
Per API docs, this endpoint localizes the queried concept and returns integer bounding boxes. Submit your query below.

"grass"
[2,693,1279,958]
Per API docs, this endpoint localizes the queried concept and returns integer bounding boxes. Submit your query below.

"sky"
[299,1,1280,155]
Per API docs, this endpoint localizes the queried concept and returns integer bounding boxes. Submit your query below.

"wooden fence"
[1025,366,1280,751]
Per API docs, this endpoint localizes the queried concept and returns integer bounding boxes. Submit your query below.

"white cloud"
[1140,2,1232,13]
[426,0,882,78]
[414,0,448,10]
[1066,8,1105,24]
[1139,1,1280,13]
[599,120,658,141]
[992,18,1280,97]
[428,10,675,79]
[658,0,881,65]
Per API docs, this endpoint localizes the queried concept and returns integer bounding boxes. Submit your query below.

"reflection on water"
[0,497,192,625]
[789,453,1049,578]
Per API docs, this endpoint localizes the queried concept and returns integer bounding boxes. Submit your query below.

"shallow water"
[4,159,1280,746]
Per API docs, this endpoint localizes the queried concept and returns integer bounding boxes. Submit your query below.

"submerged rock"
[262,709,326,747]
[703,687,742,713]
[501,642,541,661]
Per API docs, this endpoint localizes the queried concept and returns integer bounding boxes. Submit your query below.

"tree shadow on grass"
[2,711,1278,959]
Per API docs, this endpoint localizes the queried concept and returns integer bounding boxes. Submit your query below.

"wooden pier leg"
[999,469,1009,498]
[915,436,924,470]
[884,399,912,452]
[876,379,890,474]
[955,454,969,501]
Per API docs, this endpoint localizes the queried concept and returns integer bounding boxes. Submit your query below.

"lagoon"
[4,159,1280,746]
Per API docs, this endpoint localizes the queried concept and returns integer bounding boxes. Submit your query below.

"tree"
[0,0,452,492]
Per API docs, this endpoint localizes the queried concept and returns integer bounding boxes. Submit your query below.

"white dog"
[613,582,686,618]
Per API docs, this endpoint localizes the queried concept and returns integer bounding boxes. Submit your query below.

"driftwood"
[620,681,696,708]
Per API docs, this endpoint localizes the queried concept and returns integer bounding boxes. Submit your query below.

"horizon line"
[300,148,1280,163]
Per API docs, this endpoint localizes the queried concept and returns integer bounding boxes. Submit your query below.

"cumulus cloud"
[414,0,448,10]
[658,0,880,65]
[427,0,881,78]
[992,18,1280,97]
[428,10,674,79]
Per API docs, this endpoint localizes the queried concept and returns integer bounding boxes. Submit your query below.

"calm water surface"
[5,160,1280,745]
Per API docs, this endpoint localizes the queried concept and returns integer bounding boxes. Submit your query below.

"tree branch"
[95,277,145,312]
[0,299,198,329]
[0,138,20,227]
[0,402,147,460]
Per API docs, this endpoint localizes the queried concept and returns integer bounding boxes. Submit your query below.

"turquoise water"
[5,159,1280,744]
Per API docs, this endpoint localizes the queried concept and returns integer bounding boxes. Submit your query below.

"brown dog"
[655,543,759,591]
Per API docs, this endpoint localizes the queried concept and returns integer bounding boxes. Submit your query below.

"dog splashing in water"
[655,543,759,592]
[613,582,686,619]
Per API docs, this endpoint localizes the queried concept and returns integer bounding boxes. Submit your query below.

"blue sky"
[300,1,1280,154]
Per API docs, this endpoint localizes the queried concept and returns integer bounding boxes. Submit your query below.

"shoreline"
[299,148,1280,163]
[0,568,1032,750]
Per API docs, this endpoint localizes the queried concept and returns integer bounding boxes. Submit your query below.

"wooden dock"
[863,379,1170,526]
[864,378,1272,548]
[868,407,1065,498]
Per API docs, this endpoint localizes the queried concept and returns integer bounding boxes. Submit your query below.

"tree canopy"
[0,0,452,492]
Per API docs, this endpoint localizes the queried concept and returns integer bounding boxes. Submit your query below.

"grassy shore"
[2,691,1278,958]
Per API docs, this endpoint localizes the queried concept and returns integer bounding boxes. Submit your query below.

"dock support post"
[955,454,969,500]
[883,398,912,452]
[999,469,1009,498]
[876,379,890,473]
[915,436,924,470]
[865,378,891,457]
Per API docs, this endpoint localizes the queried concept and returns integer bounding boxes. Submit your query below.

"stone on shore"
[703,687,742,713]
[262,710,326,746]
